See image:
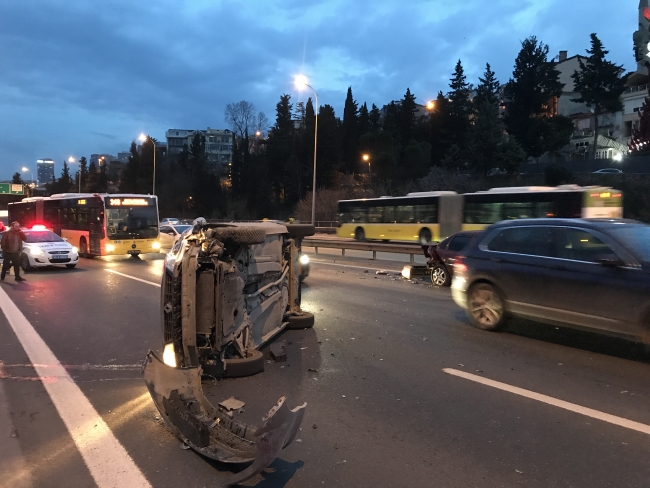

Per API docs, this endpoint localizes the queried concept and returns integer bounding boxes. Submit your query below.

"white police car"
[19,225,80,271]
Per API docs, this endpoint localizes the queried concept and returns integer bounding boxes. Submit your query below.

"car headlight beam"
[163,343,177,368]
[152,241,161,250]
[105,244,115,252]
[299,254,310,265]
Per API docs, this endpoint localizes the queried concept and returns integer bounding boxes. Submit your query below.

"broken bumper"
[142,351,306,486]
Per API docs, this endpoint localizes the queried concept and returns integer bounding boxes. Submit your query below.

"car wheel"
[223,350,264,378]
[66,264,77,269]
[208,227,266,245]
[430,265,451,286]
[419,228,432,244]
[354,227,365,241]
[20,254,32,272]
[466,283,505,331]
[285,312,315,330]
[79,237,88,258]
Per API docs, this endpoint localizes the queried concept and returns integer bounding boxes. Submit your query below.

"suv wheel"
[467,283,505,331]
[430,265,450,286]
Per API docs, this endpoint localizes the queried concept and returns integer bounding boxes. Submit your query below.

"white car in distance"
[20,226,80,271]
[158,224,192,251]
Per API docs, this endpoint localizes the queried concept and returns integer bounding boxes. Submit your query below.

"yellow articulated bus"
[8,193,162,257]
[337,185,623,243]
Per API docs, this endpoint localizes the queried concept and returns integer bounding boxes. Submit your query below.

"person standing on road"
[1,221,27,282]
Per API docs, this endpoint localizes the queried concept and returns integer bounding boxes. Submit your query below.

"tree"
[120,141,140,193]
[78,156,88,192]
[86,162,99,192]
[429,91,453,166]
[475,63,501,106]
[358,103,370,138]
[447,60,472,147]
[341,87,359,173]
[504,36,572,159]
[12,172,23,184]
[629,97,650,154]
[467,101,526,175]
[224,101,257,138]
[60,161,72,190]
[369,104,382,132]
[397,88,418,148]
[572,33,628,159]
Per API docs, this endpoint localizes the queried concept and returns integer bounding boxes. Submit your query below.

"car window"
[160,226,172,234]
[173,225,192,234]
[23,231,64,243]
[607,225,650,264]
[487,226,557,258]
[437,237,452,250]
[448,234,472,252]
[556,228,617,263]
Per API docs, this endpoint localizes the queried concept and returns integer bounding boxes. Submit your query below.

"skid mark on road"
[444,368,650,436]
[106,269,161,287]
[0,287,152,488]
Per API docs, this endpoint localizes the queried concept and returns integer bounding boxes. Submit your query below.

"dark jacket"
[1,228,26,253]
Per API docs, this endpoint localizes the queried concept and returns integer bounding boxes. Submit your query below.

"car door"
[159,226,174,249]
[545,227,645,335]
[444,234,473,268]
[480,226,559,314]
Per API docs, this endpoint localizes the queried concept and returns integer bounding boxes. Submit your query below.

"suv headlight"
[299,254,310,265]
[28,247,45,256]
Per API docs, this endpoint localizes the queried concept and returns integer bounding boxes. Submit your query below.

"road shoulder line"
[443,368,650,435]
[0,287,152,488]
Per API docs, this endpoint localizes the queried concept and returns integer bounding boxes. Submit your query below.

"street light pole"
[139,134,156,195]
[21,167,33,197]
[295,76,318,225]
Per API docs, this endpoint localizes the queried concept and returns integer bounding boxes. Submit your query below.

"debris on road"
[308,368,318,372]
[270,344,287,362]
[376,270,389,275]
[219,397,246,411]
[180,443,191,450]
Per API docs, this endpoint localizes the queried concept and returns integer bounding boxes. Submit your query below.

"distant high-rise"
[37,159,55,185]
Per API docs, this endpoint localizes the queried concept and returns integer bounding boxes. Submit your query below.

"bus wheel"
[354,227,365,241]
[79,237,88,258]
[419,229,432,244]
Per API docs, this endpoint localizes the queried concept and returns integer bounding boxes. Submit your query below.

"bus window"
[384,206,395,223]
[502,202,535,220]
[416,205,437,223]
[396,206,414,223]
[368,207,383,223]
[535,202,556,218]
[464,203,501,224]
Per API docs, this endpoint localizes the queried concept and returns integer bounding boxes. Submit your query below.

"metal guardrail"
[302,237,423,263]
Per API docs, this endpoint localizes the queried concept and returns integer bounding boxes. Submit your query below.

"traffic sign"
[0,183,25,195]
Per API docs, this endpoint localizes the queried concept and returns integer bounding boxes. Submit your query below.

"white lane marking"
[106,269,161,287]
[309,260,402,273]
[443,368,650,436]
[0,287,152,488]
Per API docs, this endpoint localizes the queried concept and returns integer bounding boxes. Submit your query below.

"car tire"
[285,312,315,330]
[285,224,315,239]
[223,350,265,378]
[354,227,365,241]
[210,227,266,245]
[20,254,32,272]
[419,228,432,245]
[466,282,505,331]
[430,265,451,286]
[66,264,77,269]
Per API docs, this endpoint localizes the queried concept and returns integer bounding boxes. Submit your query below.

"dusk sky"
[0,0,640,180]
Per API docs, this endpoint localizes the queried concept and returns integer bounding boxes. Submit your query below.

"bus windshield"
[105,206,158,239]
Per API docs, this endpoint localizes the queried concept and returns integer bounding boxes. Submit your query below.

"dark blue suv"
[452,219,650,342]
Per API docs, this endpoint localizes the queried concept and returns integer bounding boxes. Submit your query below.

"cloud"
[0,0,640,177]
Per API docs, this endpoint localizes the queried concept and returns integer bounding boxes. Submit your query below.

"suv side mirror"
[597,254,624,268]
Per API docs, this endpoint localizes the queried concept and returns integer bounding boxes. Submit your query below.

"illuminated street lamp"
[21,166,33,196]
[362,154,370,177]
[139,133,156,195]
[294,75,318,225]
[426,100,435,111]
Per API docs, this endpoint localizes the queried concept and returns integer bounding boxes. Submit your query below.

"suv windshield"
[106,205,158,239]
[24,231,64,243]
[608,225,650,264]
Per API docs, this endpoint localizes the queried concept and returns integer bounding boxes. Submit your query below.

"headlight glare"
[299,254,310,265]
[105,244,115,252]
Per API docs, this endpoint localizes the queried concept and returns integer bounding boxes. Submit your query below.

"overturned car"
[143,219,315,486]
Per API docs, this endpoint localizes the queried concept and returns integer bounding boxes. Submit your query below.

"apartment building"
[166,127,234,173]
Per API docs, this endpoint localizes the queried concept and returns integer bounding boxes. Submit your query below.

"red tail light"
[453,256,468,276]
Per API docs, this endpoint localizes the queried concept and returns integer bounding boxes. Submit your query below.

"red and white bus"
[8,193,161,257]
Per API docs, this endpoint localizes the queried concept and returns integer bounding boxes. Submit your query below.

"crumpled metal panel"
[142,351,306,486]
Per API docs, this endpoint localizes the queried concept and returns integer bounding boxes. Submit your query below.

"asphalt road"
[1,252,650,487]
